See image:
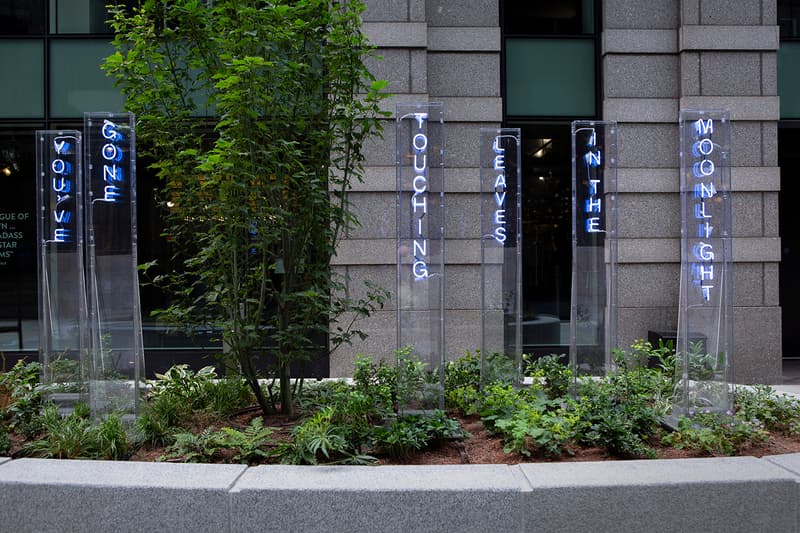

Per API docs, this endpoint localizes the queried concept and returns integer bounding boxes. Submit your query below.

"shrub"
[662,413,768,455]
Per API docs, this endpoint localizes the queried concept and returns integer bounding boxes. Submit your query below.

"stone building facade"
[331,0,783,385]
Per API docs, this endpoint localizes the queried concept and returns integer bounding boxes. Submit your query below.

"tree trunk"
[279,363,293,416]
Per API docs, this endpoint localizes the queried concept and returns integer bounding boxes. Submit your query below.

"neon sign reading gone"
[690,118,717,301]
[100,120,125,203]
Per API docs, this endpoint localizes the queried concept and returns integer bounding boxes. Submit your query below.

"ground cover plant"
[3,341,800,464]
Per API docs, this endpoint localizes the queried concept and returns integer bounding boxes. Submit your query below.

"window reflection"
[517,124,572,352]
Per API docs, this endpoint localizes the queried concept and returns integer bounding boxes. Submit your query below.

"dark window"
[780,0,800,39]
[0,0,45,36]
[503,0,594,36]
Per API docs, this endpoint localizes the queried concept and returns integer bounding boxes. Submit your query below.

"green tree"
[104,0,388,416]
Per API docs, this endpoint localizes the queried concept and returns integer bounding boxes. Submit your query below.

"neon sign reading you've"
[409,112,429,280]
[583,129,603,233]
[51,136,76,243]
[690,118,717,301]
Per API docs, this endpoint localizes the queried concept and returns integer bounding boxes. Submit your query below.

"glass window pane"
[0,0,45,35]
[503,0,594,36]
[779,0,800,38]
[779,42,800,118]
[0,41,44,118]
[0,127,41,351]
[505,38,595,117]
[50,0,134,34]
[50,40,125,118]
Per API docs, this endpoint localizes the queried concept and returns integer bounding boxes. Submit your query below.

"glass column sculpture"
[84,112,144,419]
[36,130,88,410]
[480,128,522,385]
[670,109,733,421]
[570,121,618,376]
[396,103,445,412]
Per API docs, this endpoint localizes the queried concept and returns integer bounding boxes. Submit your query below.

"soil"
[118,410,800,466]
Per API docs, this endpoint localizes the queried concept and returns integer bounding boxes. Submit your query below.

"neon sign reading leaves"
[492,136,507,244]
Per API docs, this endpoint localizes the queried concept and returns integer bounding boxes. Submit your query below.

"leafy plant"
[214,417,276,464]
[163,429,221,463]
[493,400,576,458]
[105,0,388,417]
[735,385,800,435]
[662,413,768,455]
[148,365,218,408]
[523,353,572,399]
[278,406,350,465]
[19,402,130,460]
[0,360,45,436]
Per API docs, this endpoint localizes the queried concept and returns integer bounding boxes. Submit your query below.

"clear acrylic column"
[570,121,618,376]
[84,112,144,419]
[36,130,88,409]
[670,109,733,421]
[480,128,521,385]
[396,103,445,412]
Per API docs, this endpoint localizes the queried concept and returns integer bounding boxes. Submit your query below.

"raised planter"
[1,455,799,532]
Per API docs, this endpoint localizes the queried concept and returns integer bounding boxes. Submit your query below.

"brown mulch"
[120,411,800,465]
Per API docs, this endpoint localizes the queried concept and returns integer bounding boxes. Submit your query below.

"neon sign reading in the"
[492,136,507,244]
[409,112,429,280]
[51,137,75,243]
[582,129,603,233]
[100,120,125,203]
[690,118,716,301]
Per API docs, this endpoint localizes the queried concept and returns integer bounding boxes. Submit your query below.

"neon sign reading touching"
[409,112,429,280]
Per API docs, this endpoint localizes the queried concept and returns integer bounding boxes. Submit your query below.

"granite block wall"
[333,0,782,384]
[603,0,781,383]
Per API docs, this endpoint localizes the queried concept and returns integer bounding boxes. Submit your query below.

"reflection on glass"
[517,123,572,353]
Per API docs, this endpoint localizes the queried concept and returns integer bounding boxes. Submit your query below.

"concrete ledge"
[363,22,427,48]
[0,458,247,532]
[1,456,799,532]
[604,98,679,123]
[231,465,525,532]
[679,96,780,121]
[603,29,678,54]
[428,27,500,51]
[679,25,779,51]
[617,167,780,193]
[618,237,781,263]
[519,457,797,532]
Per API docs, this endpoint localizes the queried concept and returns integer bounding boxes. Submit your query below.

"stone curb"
[0,455,797,532]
